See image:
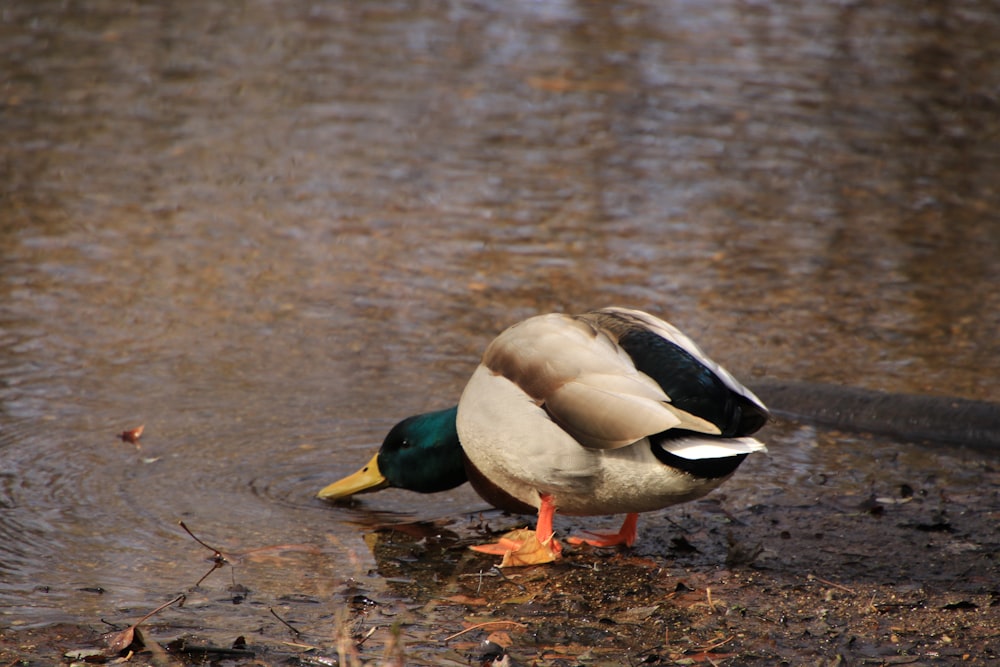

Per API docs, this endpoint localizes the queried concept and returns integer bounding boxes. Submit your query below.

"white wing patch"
[662,436,767,460]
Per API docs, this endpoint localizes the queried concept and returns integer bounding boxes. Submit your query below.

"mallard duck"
[319,307,768,566]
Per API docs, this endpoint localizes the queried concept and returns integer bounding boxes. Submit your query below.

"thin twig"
[194,560,226,587]
[490,565,527,591]
[178,521,226,555]
[808,574,855,594]
[280,641,319,651]
[134,594,186,627]
[270,608,302,636]
[691,634,735,653]
[457,565,527,592]
[442,621,528,642]
[355,625,378,647]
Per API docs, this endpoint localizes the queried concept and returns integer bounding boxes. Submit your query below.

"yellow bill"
[317,452,389,500]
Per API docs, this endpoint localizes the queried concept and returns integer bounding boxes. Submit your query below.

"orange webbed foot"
[469,493,564,567]
[566,512,639,548]
[469,533,534,556]
[471,528,562,567]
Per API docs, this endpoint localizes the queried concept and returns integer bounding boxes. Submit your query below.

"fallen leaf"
[485,631,512,647]
[104,624,141,654]
[119,424,144,445]
[101,594,185,656]
[526,76,628,94]
[442,594,488,605]
[942,600,977,610]
[64,648,107,661]
[497,529,560,568]
[615,604,660,623]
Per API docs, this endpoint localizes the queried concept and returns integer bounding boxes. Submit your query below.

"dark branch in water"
[752,380,1000,452]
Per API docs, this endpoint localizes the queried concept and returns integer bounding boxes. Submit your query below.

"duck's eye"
[400,439,411,450]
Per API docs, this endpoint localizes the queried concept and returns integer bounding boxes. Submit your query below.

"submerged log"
[751,380,1000,452]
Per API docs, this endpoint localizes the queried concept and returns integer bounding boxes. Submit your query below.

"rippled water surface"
[1,0,998,648]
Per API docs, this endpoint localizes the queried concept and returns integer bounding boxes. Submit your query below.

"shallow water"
[1,0,998,650]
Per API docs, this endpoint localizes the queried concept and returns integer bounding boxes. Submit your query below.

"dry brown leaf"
[527,76,628,94]
[497,529,560,568]
[485,631,512,647]
[442,594,487,605]
[104,624,139,654]
[118,424,144,445]
[102,594,185,656]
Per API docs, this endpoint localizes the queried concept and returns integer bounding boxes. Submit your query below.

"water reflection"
[0,0,997,645]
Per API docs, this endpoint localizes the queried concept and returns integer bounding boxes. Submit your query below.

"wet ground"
[6,422,1000,666]
[1,0,999,664]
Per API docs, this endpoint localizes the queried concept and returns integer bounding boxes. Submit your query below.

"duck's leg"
[567,512,639,548]
[532,493,563,555]
[469,493,563,565]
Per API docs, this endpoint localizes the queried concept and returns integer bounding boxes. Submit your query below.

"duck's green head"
[317,406,466,501]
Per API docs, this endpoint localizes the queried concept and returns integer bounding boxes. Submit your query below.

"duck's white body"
[456,307,767,516]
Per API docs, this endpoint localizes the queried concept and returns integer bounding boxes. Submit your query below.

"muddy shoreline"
[5,413,998,665]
